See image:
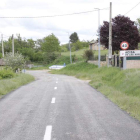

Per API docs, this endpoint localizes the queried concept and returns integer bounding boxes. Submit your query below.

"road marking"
[51,98,55,103]
[54,87,57,90]
[56,81,58,83]
[43,125,52,140]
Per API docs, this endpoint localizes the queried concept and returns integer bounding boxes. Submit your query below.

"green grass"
[61,49,108,57]
[51,62,140,121]
[0,74,35,98]
[29,49,108,70]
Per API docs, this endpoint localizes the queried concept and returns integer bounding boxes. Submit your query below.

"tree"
[100,15,140,53]
[135,18,140,34]
[41,34,60,52]
[70,32,79,43]
[27,39,35,48]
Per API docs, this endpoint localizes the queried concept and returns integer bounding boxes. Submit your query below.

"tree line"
[0,32,89,63]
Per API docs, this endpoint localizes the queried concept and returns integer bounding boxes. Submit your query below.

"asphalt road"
[0,70,140,140]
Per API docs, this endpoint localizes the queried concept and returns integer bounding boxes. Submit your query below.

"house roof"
[89,40,97,45]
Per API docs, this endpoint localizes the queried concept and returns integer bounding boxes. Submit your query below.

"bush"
[0,69,14,79]
[43,52,60,64]
[3,52,26,72]
[83,50,94,62]
[72,54,78,62]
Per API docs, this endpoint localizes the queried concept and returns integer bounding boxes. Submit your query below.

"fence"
[111,55,123,68]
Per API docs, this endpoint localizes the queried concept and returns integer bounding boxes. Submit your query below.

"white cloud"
[0,0,140,44]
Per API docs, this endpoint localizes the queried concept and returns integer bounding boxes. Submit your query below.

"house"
[89,40,105,50]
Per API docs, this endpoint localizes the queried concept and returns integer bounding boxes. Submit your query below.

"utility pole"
[98,9,100,68]
[67,32,72,64]
[95,8,100,68]
[69,40,72,64]
[108,2,112,67]
[1,34,4,57]
[12,34,14,56]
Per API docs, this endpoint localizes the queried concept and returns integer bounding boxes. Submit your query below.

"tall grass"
[0,74,35,97]
[52,62,140,121]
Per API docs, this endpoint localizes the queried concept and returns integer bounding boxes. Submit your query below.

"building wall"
[89,44,104,50]
[126,60,140,69]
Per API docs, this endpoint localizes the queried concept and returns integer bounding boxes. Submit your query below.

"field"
[61,49,108,57]
[51,62,140,121]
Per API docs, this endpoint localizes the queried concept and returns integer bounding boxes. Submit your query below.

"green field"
[61,49,108,57]
[51,62,140,121]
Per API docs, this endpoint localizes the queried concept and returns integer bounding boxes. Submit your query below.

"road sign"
[120,41,129,50]
[120,50,140,57]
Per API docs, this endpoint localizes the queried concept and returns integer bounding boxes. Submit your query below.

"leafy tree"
[27,39,35,48]
[3,52,25,72]
[135,18,140,34]
[60,44,69,52]
[20,47,35,61]
[100,15,140,53]
[70,32,79,43]
[41,34,60,52]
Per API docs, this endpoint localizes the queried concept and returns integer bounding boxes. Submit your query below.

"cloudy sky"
[0,0,140,44]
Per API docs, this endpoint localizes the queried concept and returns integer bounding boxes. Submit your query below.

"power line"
[0,8,109,18]
[124,1,140,15]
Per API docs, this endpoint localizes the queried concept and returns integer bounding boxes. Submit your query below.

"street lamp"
[67,32,72,64]
[95,8,100,68]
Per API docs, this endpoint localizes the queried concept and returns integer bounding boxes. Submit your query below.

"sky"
[0,0,140,44]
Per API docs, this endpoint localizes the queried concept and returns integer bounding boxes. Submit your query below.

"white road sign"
[120,50,140,57]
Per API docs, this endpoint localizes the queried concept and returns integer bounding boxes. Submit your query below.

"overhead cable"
[0,8,109,18]
[124,1,140,15]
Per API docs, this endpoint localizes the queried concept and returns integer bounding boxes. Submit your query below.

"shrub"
[72,54,78,62]
[3,52,26,72]
[0,69,14,79]
[83,50,94,62]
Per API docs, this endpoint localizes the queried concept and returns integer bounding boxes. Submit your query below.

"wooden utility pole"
[108,2,112,67]
[1,34,4,57]
[12,34,14,56]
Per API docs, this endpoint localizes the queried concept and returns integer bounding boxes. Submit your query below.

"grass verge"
[0,74,35,98]
[51,62,140,121]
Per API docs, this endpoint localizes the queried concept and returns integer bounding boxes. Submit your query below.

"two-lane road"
[0,70,140,140]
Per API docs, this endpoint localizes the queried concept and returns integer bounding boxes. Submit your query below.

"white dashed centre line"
[56,81,58,84]
[54,87,57,90]
[43,125,52,140]
[51,98,56,103]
